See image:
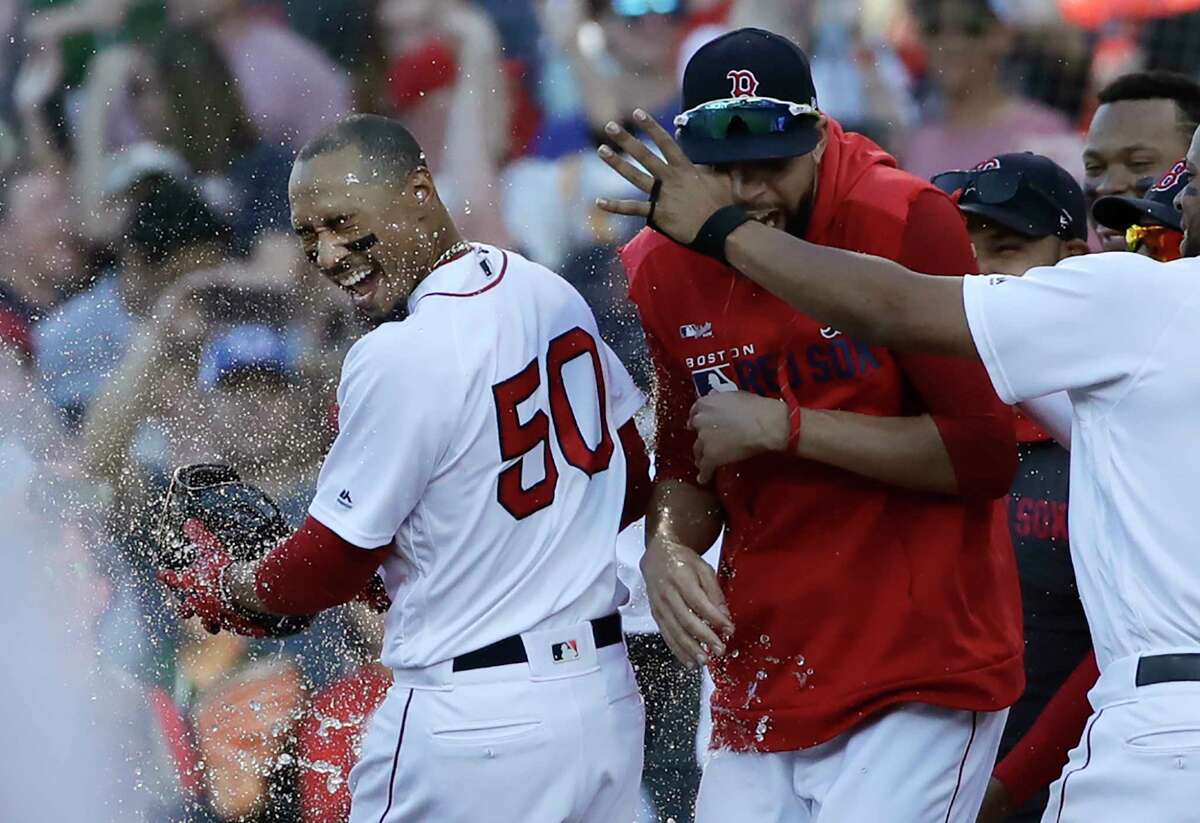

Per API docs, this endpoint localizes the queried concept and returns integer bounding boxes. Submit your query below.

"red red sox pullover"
[621,118,1024,752]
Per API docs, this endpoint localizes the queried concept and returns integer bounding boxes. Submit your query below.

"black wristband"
[688,204,751,264]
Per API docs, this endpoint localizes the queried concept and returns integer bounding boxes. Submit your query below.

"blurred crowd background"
[3,0,1200,821]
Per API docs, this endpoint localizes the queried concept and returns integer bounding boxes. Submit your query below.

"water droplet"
[759,634,770,646]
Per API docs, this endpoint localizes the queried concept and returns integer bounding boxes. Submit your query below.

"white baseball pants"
[347,633,644,823]
[696,703,1007,823]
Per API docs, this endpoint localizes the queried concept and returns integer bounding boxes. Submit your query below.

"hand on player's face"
[593,109,734,245]
[689,391,788,484]
[641,535,734,668]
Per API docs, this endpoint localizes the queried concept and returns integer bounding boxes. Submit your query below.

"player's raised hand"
[641,534,734,668]
[595,109,733,246]
[690,391,789,484]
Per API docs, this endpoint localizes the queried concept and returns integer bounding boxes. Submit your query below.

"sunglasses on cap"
[674,96,819,141]
[931,167,1075,237]
[1126,224,1183,261]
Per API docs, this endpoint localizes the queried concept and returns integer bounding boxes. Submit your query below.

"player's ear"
[409,168,436,209]
[811,114,829,163]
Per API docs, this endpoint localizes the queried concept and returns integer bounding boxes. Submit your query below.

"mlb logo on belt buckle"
[551,639,580,663]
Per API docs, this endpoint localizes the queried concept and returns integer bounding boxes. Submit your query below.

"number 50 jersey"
[309,245,644,670]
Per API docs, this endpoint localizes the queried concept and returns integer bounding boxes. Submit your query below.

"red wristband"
[777,366,804,454]
[786,398,803,453]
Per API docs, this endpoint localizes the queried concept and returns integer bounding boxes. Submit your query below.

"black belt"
[452,613,623,672]
[1136,653,1200,686]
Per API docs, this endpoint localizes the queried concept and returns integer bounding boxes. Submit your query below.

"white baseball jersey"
[309,245,643,670]
[962,252,1200,670]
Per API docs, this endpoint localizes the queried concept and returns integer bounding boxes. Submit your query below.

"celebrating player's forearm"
[642,480,732,667]
[792,410,959,494]
[686,390,957,492]
[723,221,978,357]
[223,516,388,616]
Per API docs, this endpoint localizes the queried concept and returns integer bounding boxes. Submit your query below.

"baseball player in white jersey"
[594,111,1200,823]
[162,114,652,822]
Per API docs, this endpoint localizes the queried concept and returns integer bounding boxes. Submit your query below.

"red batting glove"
[159,519,271,637]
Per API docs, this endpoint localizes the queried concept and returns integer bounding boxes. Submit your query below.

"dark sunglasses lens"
[972,169,1022,204]
[931,170,972,194]
[682,103,802,140]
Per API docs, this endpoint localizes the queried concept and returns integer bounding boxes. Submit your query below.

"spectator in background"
[176,620,308,823]
[36,170,231,427]
[297,604,389,823]
[74,34,291,250]
[1082,71,1200,250]
[164,0,352,148]
[499,0,687,268]
[902,0,1083,181]
[197,322,332,515]
[354,0,512,244]
[0,168,90,324]
[536,0,683,160]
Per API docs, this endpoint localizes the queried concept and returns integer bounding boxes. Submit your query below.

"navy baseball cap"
[932,152,1088,242]
[1092,160,1190,232]
[676,28,822,165]
[199,324,300,389]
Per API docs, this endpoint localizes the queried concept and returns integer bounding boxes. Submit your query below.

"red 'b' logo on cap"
[727,70,759,97]
[1152,159,1188,193]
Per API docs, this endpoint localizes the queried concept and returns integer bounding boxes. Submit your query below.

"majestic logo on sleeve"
[337,489,354,508]
[727,70,759,97]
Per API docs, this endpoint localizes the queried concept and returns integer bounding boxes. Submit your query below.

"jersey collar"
[406,244,492,313]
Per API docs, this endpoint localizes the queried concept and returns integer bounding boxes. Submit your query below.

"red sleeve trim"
[254,515,388,615]
[993,651,1099,807]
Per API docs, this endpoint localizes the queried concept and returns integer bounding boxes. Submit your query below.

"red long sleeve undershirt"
[618,418,652,529]
[255,419,651,615]
[993,651,1099,807]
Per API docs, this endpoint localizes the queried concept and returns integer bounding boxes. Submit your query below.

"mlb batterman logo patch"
[551,639,580,663]
[680,321,713,339]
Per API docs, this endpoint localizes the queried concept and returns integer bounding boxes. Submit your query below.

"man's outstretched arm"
[725,221,977,358]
